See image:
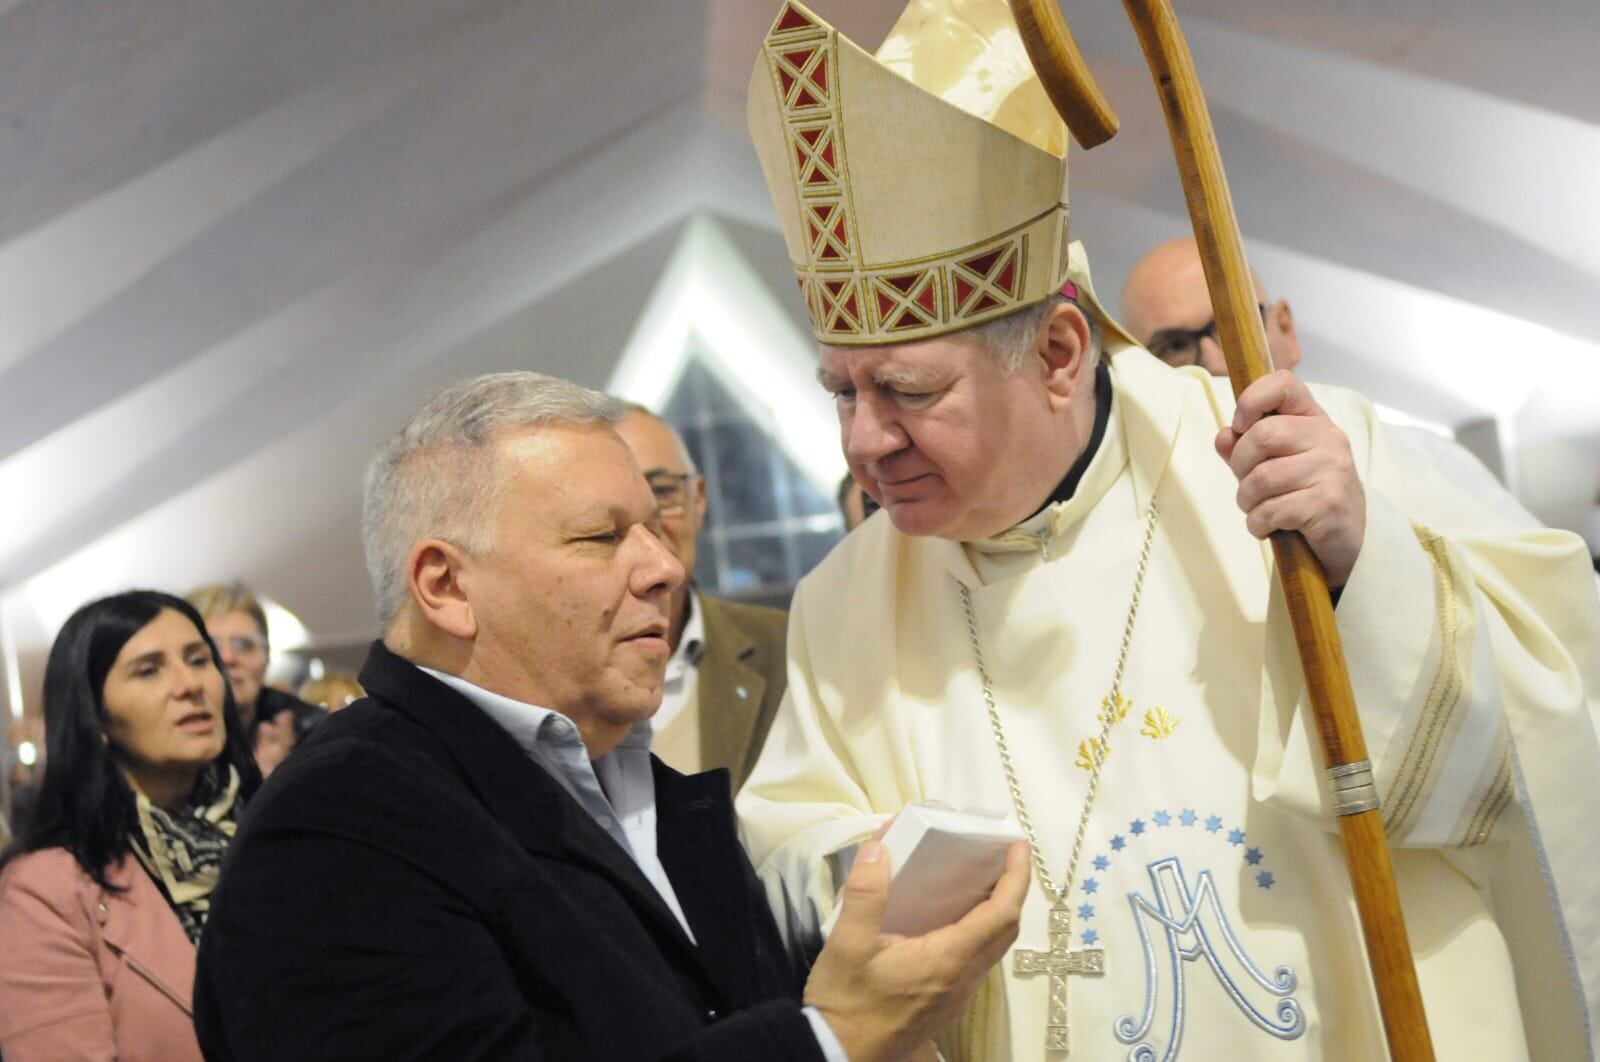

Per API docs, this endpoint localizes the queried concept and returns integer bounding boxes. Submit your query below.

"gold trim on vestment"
[1460,744,1515,846]
[1382,525,1470,837]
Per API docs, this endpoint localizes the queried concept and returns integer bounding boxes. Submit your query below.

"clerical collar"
[967,359,1126,562]
[1031,361,1114,518]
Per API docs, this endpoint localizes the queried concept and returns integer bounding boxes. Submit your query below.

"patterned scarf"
[128,766,241,945]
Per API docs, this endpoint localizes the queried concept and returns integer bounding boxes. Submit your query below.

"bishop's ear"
[407,539,477,642]
[1038,301,1094,409]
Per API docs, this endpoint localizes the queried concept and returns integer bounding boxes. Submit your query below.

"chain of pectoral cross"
[958,498,1159,1054]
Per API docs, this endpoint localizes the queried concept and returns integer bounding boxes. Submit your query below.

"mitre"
[748,0,1135,347]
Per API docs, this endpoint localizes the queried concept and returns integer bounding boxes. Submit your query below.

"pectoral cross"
[1013,901,1105,1053]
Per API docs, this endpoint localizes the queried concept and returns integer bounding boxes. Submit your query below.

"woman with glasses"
[0,591,261,1061]
[186,584,323,776]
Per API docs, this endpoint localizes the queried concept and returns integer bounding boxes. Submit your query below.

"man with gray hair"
[195,371,1029,1061]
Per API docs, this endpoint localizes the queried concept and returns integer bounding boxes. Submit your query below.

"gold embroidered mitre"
[748,0,1075,345]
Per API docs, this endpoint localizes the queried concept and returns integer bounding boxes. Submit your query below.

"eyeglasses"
[220,634,268,656]
[645,471,699,515]
[1146,303,1269,367]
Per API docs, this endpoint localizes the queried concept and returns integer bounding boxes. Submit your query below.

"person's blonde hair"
[299,674,364,711]
[185,583,269,644]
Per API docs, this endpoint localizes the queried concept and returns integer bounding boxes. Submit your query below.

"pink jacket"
[0,848,203,1062]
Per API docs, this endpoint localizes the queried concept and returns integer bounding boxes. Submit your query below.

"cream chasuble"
[738,349,1600,1060]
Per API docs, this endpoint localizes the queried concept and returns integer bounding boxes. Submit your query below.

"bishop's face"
[819,332,1065,542]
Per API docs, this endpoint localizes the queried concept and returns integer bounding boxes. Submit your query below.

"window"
[662,358,842,602]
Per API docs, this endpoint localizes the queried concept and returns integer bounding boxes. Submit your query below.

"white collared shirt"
[655,591,706,735]
[418,666,696,942]
[416,665,845,1061]
[652,593,708,775]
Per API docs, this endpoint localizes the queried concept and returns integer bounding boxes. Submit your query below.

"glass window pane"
[787,469,837,519]
[796,530,840,578]
[709,421,779,524]
[697,363,746,419]
[663,373,699,425]
[649,355,845,599]
[679,423,707,475]
[724,535,789,591]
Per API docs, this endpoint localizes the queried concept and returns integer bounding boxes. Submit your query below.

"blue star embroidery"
[1093,854,1110,871]
[1245,847,1264,866]
[1205,814,1224,833]
[1110,835,1127,851]
[1227,828,1246,846]
[1153,809,1171,827]
[1257,871,1276,890]
[1083,878,1099,895]
[1129,819,1146,836]
[1077,903,1095,921]
[1082,928,1099,946]
[1179,808,1198,827]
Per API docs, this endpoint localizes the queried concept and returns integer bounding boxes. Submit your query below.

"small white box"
[823,803,1024,939]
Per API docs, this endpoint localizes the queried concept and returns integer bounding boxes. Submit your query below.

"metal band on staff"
[1328,760,1381,816]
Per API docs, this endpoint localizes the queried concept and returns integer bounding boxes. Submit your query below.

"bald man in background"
[613,406,789,792]
[1121,237,1542,528]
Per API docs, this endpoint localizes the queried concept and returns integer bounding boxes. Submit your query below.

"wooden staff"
[1010,0,1120,148]
[1010,1,1437,1057]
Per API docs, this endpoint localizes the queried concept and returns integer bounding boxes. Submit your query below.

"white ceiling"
[4,0,1598,714]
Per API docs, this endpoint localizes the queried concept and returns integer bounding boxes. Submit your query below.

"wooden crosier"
[1008,1,1438,1057]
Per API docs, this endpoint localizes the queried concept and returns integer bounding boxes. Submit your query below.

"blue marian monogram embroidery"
[1113,856,1305,1059]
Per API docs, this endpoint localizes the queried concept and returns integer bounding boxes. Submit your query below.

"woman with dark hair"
[0,590,260,1061]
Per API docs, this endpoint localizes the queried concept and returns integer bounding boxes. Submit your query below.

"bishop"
[735,1,1600,1058]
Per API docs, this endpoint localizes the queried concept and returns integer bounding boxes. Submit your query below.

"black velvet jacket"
[195,642,822,1061]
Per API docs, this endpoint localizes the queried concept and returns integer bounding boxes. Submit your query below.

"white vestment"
[738,349,1600,1060]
